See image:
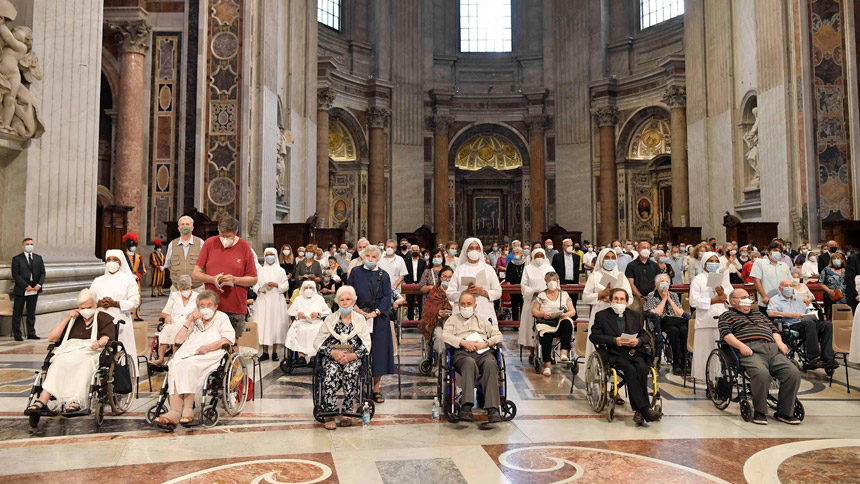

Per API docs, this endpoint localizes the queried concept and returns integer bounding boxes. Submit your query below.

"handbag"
[534,291,565,332]
[111,352,133,395]
[829,289,844,302]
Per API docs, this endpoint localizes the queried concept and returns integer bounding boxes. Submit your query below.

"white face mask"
[565,246,573,253]
[385,247,395,256]
[534,257,545,266]
[547,281,558,291]
[639,249,651,259]
[283,249,290,255]
[610,302,626,316]
[78,308,96,320]
[460,306,475,318]
[303,289,314,299]
[738,298,753,307]
[180,289,192,298]
[106,261,120,274]
[546,245,554,251]
[220,236,234,248]
[467,250,481,262]
[200,307,215,320]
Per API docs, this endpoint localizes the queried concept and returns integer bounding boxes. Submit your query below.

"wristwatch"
[375,309,381,316]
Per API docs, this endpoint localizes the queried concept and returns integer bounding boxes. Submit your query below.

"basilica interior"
[0,0,859,483]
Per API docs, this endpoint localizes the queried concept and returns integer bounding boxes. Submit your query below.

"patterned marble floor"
[1,296,859,483]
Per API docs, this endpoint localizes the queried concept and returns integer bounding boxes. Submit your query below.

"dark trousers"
[539,319,573,363]
[661,316,689,368]
[406,294,421,320]
[741,340,801,415]
[12,294,38,338]
[794,319,834,360]
[451,349,500,409]
[610,355,651,412]
[509,294,523,321]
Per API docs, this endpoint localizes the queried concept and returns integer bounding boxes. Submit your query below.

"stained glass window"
[318,0,340,31]
[460,0,512,53]
[640,0,683,29]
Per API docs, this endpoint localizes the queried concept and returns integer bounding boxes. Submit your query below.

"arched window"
[318,0,340,31]
[460,0,512,52]
[640,0,683,30]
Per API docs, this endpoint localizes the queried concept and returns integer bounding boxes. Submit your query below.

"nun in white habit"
[286,281,332,359]
[89,249,140,377]
[582,248,633,360]
[254,247,291,360]
[689,251,734,382]
[519,248,553,358]
[446,237,503,326]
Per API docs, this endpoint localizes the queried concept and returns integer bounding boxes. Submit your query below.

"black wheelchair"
[770,306,836,376]
[280,317,320,375]
[311,352,376,423]
[584,333,662,423]
[437,346,517,423]
[643,312,692,372]
[146,318,174,373]
[146,344,247,429]
[418,313,448,376]
[24,319,135,428]
[532,317,578,379]
[706,341,805,423]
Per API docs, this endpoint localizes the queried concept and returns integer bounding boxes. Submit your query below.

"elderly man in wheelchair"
[767,279,837,371]
[442,291,504,423]
[718,288,802,425]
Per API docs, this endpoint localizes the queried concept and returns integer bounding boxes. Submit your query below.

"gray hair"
[217,216,239,234]
[77,288,96,306]
[335,285,356,302]
[175,274,193,290]
[654,273,670,285]
[178,215,194,226]
[197,289,220,306]
[562,238,572,245]
[362,244,381,258]
[544,271,559,282]
[386,239,397,246]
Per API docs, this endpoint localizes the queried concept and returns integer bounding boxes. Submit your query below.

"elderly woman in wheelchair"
[153,290,236,430]
[588,288,663,425]
[25,289,116,416]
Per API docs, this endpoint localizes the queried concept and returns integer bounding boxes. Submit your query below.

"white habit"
[167,311,236,395]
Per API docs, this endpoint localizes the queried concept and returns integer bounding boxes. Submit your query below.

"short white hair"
[363,244,381,258]
[335,285,356,302]
[77,288,96,306]
[178,215,194,225]
[562,238,572,245]
[175,274,193,289]
[654,273,670,285]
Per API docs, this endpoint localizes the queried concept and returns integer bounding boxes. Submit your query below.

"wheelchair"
[643,311,692,371]
[146,318,174,373]
[584,333,662,423]
[437,346,517,423]
[24,319,135,428]
[418,313,449,376]
[770,306,836,377]
[706,341,805,423]
[145,344,247,429]
[311,352,375,423]
[532,318,578,380]
[280,317,319,375]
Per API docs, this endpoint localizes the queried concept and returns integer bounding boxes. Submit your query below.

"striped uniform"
[126,252,147,319]
[149,251,166,295]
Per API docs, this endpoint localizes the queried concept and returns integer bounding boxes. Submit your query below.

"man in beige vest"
[164,215,205,293]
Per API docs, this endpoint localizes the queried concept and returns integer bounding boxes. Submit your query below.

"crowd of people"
[13,220,860,428]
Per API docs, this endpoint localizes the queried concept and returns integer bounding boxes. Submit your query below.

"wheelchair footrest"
[60,409,91,418]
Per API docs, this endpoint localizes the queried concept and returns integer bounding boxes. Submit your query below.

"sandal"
[63,401,81,413]
[372,392,385,404]
[154,416,177,431]
[25,400,46,415]
[324,418,337,430]
[179,417,194,425]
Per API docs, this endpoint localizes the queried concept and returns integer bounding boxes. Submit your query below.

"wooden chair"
[570,321,589,394]
[133,321,152,393]
[0,294,12,316]
[237,321,262,399]
[830,307,853,393]
[685,318,696,393]
[681,293,691,314]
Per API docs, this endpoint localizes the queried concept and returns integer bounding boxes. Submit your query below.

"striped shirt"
[718,308,777,343]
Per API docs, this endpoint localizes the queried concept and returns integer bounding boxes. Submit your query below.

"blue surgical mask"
[264,255,276,264]
[339,305,354,315]
[493,247,499,252]
[24,245,34,253]
[769,252,781,262]
[660,257,670,263]
[432,257,443,266]
[524,249,531,256]
[833,259,843,268]
[324,277,331,282]
[659,281,670,292]
[706,262,720,272]
[781,286,794,298]
[441,281,450,289]
[364,261,377,269]
[339,249,346,254]
[602,259,617,271]
[740,252,748,258]
[449,249,457,256]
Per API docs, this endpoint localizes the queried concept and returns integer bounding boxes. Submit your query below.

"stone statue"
[722,211,741,228]
[0,4,44,139]
[275,129,293,203]
[742,107,760,187]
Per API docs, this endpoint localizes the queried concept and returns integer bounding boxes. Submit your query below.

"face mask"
[809,256,817,262]
[339,249,346,254]
[769,252,781,262]
[740,252,748,258]
[460,307,475,318]
[200,307,215,320]
[128,246,137,253]
[283,249,290,256]
[385,247,395,256]
[546,245,554,251]
[432,257,443,266]
[660,257,670,263]
[303,289,314,299]
[179,226,192,235]
[265,255,276,264]
[400,244,408,251]
[802,249,810,255]
[220,237,233,248]
[613,247,622,255]
[706,262,720,272]
[639,249,651,259]
[534,257,545,266]
[493,247,499,252]
[24,245,34,253]
[378,245,385,251]
[786,245,791,250]
[603,259,617,271]
[738,298,753,307]
[610,302,626,316]
[524,249,531,256]
[565,246,573,254]
[180,289,192,298]
[466,250,481,262]
[156,248,162,253]
[833,259,843,268]
[779,286,793,299]
[792,277,800,285]
[424,256,430,261]
[412,252,419,258]
[297,251,305,258]
[364,261,377,269]
[339,305,354,315]
[449,249,457,256]
[659,281,669,292]
[829,246,837,253]
[588,247,594,252]
[547,281,558,291]
[514,255,522,260]
[106,261,120,274]
[78,308,96,320]
[324,277,331,282]
[626,245,633,251]
[441,281,450,289]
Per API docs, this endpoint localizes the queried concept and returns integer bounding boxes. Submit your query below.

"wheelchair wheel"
[94,402,105,426]
[107,354,134,415]
[652,395,663,415]
[145,403,163,425]
[28,414,40,428]
[502,400,517,421]
[201,405,219,428]
[418,358,433,376]
[280,357,294,375]
[825,367,835,377]
[445,401,460,423]
[585,352,607,413]
[794,399,805,421]
[605,397,616,422]
[222,355,247,417]
[706,349,732,410]
[312,405,324,423]
[739,398,753,422]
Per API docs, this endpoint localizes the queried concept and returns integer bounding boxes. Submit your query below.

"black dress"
[347,266,395,377]
[505,262,526,320]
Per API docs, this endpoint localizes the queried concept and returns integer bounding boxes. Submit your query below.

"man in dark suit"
[590,288,663,425]
[551,238,581,306]
[11,238,46,341]
[404,244,426,320]
[846,251,860,312]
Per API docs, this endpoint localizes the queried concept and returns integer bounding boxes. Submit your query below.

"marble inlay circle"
[744,438,860,484]
[207,176,236,206]
[159,85,172,111]
[211,31,239,60]
[778,447,860,483]
[162,459,333,484]
[157,165,170,191]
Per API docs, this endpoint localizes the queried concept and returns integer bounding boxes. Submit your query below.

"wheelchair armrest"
[221,343,232,351]
[46,343,56,352]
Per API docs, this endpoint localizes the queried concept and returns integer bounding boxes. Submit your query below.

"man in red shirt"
[192,217,258,335]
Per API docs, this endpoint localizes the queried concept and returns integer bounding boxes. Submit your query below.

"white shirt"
[564,252,574,280]
[378,254,408,288]
[411,258,419,282]
[163,236,196,269]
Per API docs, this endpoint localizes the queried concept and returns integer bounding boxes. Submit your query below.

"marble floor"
[1,296,859,483]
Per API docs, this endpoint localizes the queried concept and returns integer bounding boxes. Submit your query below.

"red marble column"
[367,107,390,243]
[432,115,452,245]
[316,88,336,227]
[593,106,619,244]
[526,115,548,242]
[663,86,689,227]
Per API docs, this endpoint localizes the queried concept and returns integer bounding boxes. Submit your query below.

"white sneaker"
[542,367,552,377]
[560,354,570,362]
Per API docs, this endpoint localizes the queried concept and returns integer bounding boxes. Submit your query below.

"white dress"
[446,260,502,326]
[519,261,553,347]
[689,271,733,381]
[167,311,236,395]
[286,293,332,357]
[848,276,860,364]
[254,262,291,345]
[90,271,140,377]
[159,292,199,345]
[581,249,633,360]
[41,315,102,407]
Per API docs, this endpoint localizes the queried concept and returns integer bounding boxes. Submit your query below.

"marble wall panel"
[759,85,793,237]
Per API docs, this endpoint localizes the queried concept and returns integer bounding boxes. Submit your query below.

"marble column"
[316,88,336,227]
[367,107,390,243]
[526,115,548,242]
[663,86,689,227]
[593,107,619,243]
[109,20,151,236]
[432,115,452,245]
